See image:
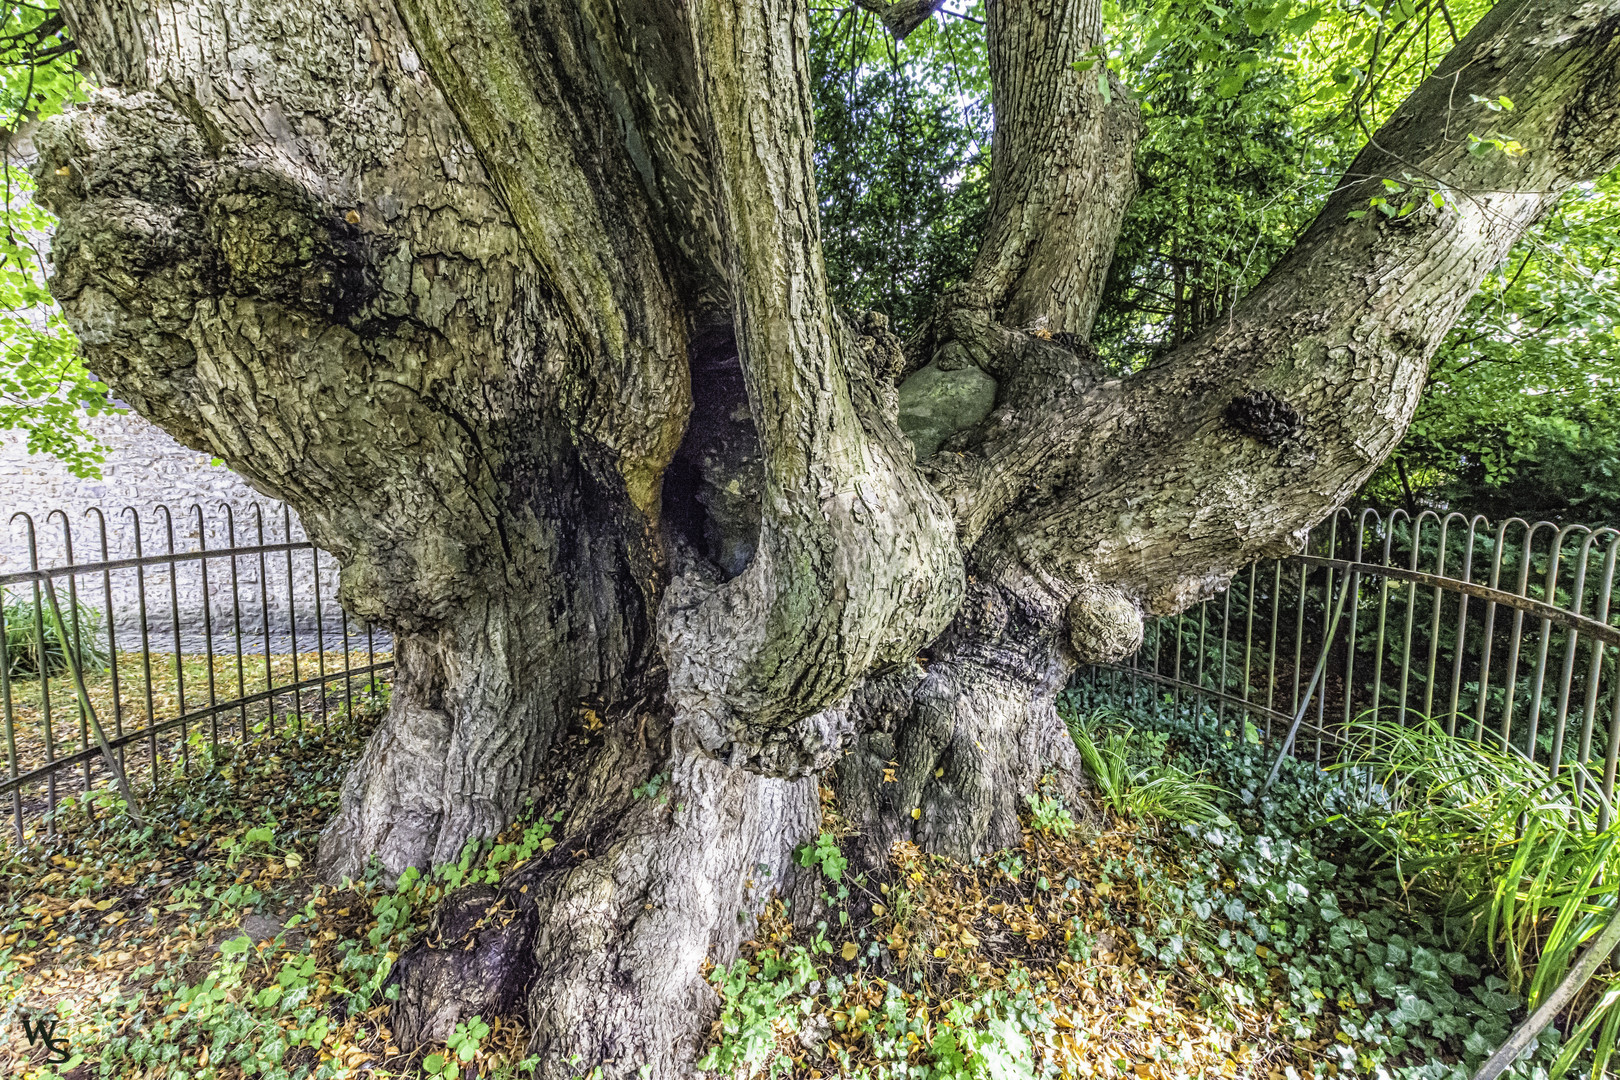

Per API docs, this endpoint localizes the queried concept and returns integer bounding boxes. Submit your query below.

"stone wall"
[0,411,374,655]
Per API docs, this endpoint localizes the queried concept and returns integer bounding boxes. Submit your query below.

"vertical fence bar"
[283,505,301,734]
[1216,587,1232,725]
[366,614,378,702]
[1153,615,1167,710]
[1550,532,1601,774]
[1292,555,1307,720]
[311,541,328,734]
[88,511,124,747]
[47,511,93,806]
[254,505,273,737]
[15,515,56,829]
[1241,563,1256,723]
[1370,511,1402,726]
[1497,522,1549,751]
[1315,560,1333,763]
[1339,512,1370,753]
[1472,519,1516,741]
[340,588,354,719]
[224,506,248,748]
[1194,600,1210,721]
[1170,608,1184,714]
[159,507,189,774]
[1445,517,1486,736]
[194,506,220,759]
[123,508,159,790]
[1576,544,1618,795]
[1265,561,1282,735]
[1423,516,1458,723]
[1319,511,1347,762]
[1524,526,1579,769]
[1602,670,1620,828]
[1396,513,1432,727]
[1,583,20,843]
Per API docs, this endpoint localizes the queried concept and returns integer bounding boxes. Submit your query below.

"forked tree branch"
[947,0,1620,620]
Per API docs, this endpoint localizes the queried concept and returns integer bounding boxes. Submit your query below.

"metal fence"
[1,502,394,842]
[1080,507,1620,818]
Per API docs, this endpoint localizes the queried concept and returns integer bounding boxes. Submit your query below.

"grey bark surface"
[33,0,1620,1073]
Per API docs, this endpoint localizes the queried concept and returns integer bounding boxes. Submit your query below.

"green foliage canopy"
[0,0,110,478]
[810,0,1620,526]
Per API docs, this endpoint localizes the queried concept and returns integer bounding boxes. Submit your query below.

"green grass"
[1067,710,1222,825]
[3,596,109,680]
[1334,716,1620,1080]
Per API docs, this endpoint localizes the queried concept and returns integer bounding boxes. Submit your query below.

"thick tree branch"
[659,0,964,774]
[948,0,1620,620]
[947,0,1139,341]
[368,0,724,527]
[896,0,1136,480]
[40,0,674,876]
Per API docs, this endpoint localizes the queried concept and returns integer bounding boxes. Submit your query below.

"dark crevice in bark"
[661,325,763,580]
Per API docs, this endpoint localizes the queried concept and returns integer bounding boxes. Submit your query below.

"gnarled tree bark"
[35,0,1620,1073]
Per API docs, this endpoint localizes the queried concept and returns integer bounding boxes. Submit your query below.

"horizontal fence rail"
[0,502,395,842]
[1080,507,1620,817]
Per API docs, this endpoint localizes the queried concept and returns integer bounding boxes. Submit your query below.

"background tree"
[811,6,990,336]
[23,0,1620,1074]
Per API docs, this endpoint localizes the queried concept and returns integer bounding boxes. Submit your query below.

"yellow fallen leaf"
[841,942,858,960]
[933,947,947,958]
[284,852,303,868]
[540,838,557,853]
[872,904,887,917]
[911,808,922,819]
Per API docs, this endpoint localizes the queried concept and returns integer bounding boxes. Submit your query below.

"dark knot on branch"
[1224,389,1303,446]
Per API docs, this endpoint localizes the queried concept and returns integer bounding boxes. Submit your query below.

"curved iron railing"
[1081,507,1620,818]
[0,502,393,842]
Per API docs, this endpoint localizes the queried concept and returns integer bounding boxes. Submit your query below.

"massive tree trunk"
[34,0,1620,1072]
